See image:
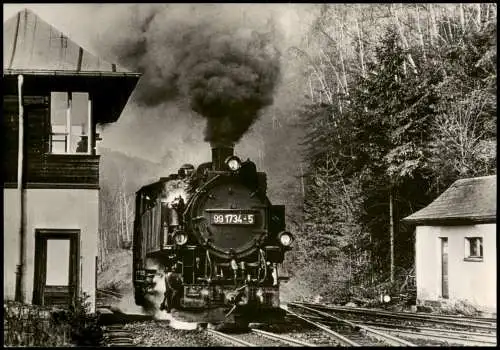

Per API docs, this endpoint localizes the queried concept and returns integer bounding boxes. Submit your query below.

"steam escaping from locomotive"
[102,4,281,144]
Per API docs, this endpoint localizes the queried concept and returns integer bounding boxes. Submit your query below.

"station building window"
[464,237,483,261]
[50,92,92,154]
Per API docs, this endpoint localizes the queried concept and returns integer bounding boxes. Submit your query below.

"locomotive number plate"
[210,213,255,225]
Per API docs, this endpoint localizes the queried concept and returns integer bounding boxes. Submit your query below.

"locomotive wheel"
[226,315,249,332]
[234,317,249,331]
[212,320,249,333]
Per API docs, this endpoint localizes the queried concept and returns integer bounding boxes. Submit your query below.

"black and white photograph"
[3,3,496,347]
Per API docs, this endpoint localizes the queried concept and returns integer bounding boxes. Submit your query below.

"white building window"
[50,92,92,154]
[465,237,483,261]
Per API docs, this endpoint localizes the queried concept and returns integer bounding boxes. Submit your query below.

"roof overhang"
[3,69,141,124]
[402,215,496,226]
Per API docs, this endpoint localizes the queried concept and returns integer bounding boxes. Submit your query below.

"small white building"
[403,175,496,312]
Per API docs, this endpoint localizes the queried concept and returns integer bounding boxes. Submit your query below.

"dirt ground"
[98,249,134,292]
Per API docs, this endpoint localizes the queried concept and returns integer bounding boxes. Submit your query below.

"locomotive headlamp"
[225,156,242,171]
[278,231,294,247]
[174,232,188,245]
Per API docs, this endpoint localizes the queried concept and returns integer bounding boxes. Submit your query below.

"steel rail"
[250,328,318,347]
[338,305,496,326]
[295,302,496,328]
[291,313,496,340]
[284,306,361,346]
[207,329,256,347]
[360,320,497,338]
[289,302,417,347]
[367,325,497,347]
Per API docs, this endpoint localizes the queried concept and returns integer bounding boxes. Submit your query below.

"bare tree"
[415,5,426,61]
[354,6,366,79]
[389,4,418,75]
[431,91,496,178]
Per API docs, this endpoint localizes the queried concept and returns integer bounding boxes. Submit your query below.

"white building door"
[440,237,449,299]
[33,229,80,307]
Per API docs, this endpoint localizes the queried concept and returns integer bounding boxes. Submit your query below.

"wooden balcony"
[4,153,100,189]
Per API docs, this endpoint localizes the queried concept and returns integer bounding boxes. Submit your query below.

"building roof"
[3,8,134,76]
[403,175,497,225]
[3,8,141,124]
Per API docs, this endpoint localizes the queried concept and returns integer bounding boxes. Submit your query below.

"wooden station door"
[33,229,80,307]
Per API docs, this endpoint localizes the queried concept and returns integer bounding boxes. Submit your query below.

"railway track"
[206,329,257,347]
[103,324,135,347]
[101,314,317,347]
[366,324,497,346]
[98,297,495,347]
[207,327,318,347]
[291,302,497,347]
[98,304,319,347]
[286,303,417,346]
[294,301,496,330]
[251,328,318,346]
[99,305,375,347]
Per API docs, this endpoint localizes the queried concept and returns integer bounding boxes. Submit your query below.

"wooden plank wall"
[3,94,99,187]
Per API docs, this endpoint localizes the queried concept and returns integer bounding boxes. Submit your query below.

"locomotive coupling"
[230,259,238,271]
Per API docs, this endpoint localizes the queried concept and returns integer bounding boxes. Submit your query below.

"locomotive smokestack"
[211,141,234,171]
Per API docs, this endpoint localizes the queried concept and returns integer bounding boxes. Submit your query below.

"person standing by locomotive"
[160,263,183,313]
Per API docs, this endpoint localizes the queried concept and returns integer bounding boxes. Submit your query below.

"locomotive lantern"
[132,142,292,325]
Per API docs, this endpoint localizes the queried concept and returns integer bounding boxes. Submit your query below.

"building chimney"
[210,141,234,171]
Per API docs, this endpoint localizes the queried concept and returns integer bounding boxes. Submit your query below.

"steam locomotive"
[132,142,293,325]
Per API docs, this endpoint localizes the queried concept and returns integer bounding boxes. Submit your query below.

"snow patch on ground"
[154,311,199,330]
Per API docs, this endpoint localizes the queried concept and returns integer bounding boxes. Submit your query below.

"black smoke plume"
[102,4,281,144]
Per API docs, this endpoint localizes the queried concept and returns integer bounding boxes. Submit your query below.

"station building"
[3,9,140,312]
[403,175,496,312]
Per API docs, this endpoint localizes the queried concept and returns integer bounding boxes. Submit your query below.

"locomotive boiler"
[132,142,293,325]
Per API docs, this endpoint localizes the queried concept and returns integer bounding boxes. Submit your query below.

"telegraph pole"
[389,189,394,283]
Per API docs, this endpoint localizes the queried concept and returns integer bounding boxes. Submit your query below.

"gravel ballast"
[122,321,225,347]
